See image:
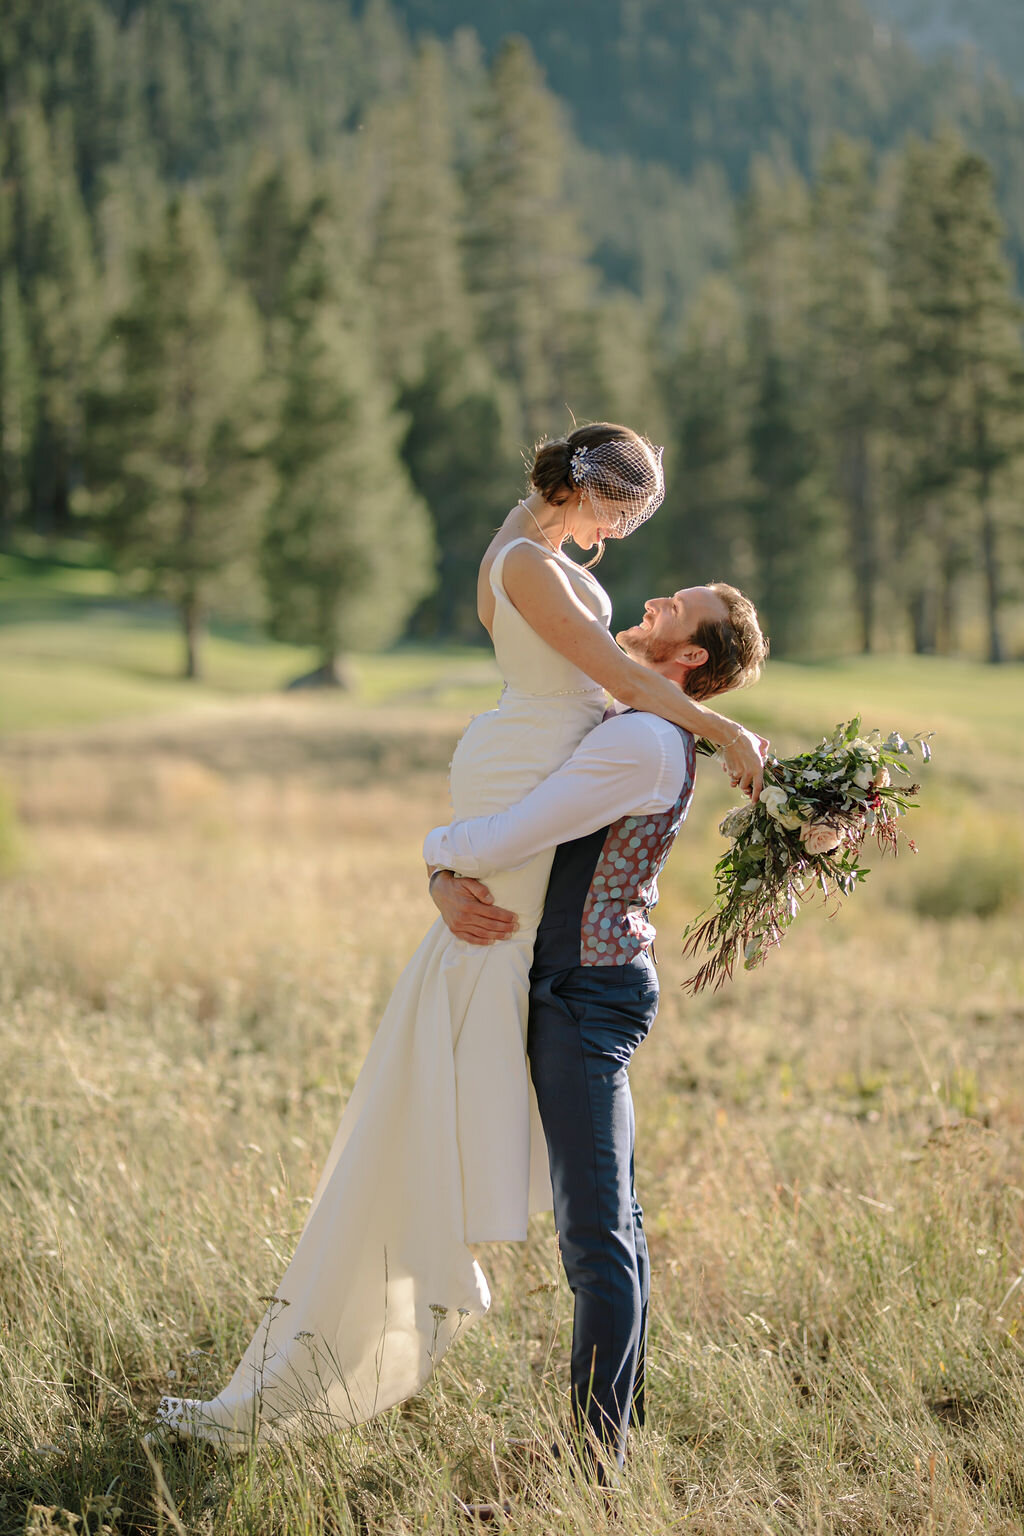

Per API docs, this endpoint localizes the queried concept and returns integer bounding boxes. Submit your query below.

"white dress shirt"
[423,712,692,878]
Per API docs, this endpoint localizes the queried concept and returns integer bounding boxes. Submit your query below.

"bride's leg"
[450,854,554,1245]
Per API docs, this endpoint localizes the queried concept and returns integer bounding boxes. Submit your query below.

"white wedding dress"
[154,539,612,1445]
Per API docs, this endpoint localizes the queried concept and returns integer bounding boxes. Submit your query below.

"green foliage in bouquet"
[683,718,932,992]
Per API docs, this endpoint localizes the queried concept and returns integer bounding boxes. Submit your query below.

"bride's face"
[547,489,601,549]
[559,491,630,547]
[592,498,635,542]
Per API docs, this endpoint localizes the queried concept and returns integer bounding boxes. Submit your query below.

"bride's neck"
[516,494,571,548]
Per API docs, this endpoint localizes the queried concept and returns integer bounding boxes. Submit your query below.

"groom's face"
[616,586,728,666]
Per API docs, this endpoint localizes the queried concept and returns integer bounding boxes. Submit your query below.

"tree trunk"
[284,654,355,690]
[938,562,959,656]
[30,424,56,538]
[841,426,875,654]
[438,548,458,638]
[979,474,1005,665]
[181,593,203,680]
[906,499,943,654]
[909,587,937,655]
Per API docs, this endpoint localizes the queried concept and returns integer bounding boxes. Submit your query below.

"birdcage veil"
[569,436,665,538]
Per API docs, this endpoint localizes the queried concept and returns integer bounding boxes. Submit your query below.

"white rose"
[799,821,842,856]
[852,766,873,790]
[759,786,786,815]
[759,785,803,831]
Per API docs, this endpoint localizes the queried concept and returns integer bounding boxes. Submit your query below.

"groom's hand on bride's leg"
[430,872,518,945]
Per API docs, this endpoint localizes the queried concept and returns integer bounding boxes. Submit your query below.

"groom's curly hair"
[685,584,769,701]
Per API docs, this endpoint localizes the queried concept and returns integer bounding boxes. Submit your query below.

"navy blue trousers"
[527,953,659,1471]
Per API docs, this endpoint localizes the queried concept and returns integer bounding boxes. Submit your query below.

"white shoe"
[142,1395,203,1446]
[144,1396,256,1454]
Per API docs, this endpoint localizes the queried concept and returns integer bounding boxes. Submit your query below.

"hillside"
[387,0,1024,281]
[867,0,1024,88]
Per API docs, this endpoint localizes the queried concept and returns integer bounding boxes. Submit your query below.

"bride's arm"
[501,542,768,797]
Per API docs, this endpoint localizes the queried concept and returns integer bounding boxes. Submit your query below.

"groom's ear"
[676,643,709,670]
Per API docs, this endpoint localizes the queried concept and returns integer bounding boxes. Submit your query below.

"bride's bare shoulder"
[476,516,550,631]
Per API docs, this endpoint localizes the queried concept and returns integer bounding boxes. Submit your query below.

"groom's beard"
[616,624,683,667]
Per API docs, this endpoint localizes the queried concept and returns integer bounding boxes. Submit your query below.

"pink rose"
[871,765,890,789]
[799,821,842,856]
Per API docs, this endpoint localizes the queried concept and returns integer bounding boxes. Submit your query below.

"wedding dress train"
[153,539,612,1444]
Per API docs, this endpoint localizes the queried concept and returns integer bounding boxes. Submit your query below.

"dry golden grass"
[1,685,1023,1535]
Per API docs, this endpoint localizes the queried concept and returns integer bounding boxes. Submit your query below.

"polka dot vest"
[531,723,697,975]
[579,728,696,965]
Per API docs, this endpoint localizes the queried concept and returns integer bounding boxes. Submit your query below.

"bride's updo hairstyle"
[528,422,665,566]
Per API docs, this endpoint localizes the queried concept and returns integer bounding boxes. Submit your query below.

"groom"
[425,581,768,1477]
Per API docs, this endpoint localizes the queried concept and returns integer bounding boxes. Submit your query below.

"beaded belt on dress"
[500,682,605,699]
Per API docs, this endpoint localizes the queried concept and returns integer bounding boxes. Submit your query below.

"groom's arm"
[424,713,688,879]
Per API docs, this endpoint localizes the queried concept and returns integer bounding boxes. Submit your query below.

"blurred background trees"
[1,0,1023,670]
[82,193,272,678]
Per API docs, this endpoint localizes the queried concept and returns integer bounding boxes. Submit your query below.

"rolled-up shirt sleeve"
[423,713,689,877]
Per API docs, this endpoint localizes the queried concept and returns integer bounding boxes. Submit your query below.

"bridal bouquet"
[683,719,931,993]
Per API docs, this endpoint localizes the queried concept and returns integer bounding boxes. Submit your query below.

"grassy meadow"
[1,585,1024,1534]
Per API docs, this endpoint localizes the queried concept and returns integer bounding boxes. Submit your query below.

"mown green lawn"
[0,550,500,728]
[3,550,1021,779]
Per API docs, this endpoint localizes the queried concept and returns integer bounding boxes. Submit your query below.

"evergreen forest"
[3,0,1024,675]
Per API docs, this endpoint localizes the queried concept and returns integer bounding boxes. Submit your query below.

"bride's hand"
[722,725,769,800]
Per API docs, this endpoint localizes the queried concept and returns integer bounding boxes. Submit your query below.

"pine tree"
[942,151,1024,663]
[362,40,469,385]
[463,38,593,438]
[558,291,667,449]
[809,136,887,653]
[659,275,756,593]
[0,271,37,544]
[93,158,169,323]
[358,0,412,103]
[3,105,101,536]
[233,144,318,355]
[261,212,435,683]
[398,331,521,639]
[82,191,272,678]
[887,134,964,653]
[887,131,1024,659]
[739,158,835,654]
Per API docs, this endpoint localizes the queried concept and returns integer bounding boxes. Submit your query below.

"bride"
[151,422,766,1445]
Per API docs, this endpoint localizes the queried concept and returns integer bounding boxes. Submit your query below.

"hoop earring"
[583,537,605,569]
